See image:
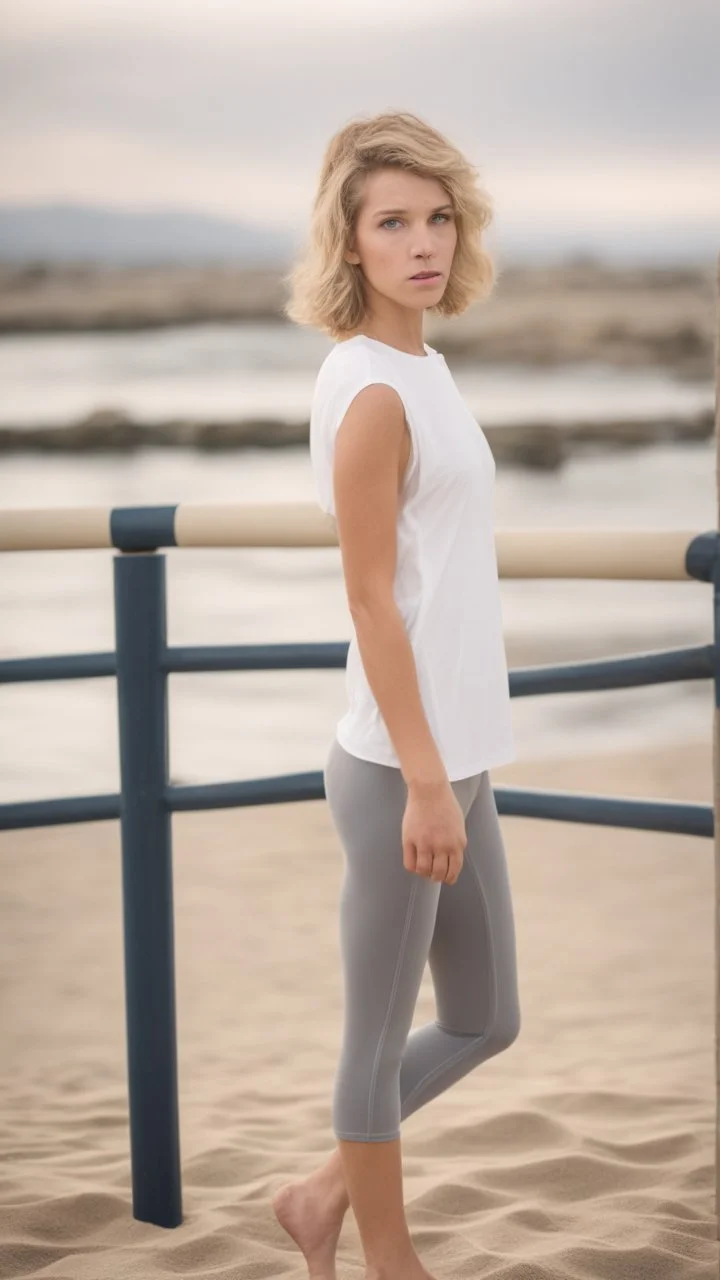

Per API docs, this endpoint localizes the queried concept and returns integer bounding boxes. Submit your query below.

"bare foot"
[272,1177,346,1280]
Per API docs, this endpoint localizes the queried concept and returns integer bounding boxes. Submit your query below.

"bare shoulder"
[337,380,405,437]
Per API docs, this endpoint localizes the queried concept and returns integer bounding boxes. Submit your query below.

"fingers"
[441,854,462,885]
[403,842,463,883]
[429,852,450,882]
[413,848,462,883]
[414,853,433,879]
[402,841,417,874]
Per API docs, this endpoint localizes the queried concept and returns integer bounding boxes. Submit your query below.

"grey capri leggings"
[323,736,521,1143]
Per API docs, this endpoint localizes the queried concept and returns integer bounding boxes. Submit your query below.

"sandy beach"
[0,734,716,1278]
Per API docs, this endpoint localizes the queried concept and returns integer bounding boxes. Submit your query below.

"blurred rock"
[0,259,715,380]
[0,406,712,471]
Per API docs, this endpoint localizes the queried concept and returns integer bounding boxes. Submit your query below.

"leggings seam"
[367,877,419,1138]
[401,850,498,1113]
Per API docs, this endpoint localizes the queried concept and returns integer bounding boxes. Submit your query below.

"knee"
[463,993,521,1055]
[494,1006,521,1053]
[491,1008,515,1049]
[477,1004,521,1058]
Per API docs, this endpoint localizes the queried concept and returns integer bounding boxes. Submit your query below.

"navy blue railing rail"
[0,640,713,835]
[0,519,717,1230]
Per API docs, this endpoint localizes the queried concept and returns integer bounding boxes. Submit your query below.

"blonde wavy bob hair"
[282,110,496,341]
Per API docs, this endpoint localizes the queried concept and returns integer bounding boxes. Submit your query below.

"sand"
[0,737,717,1278]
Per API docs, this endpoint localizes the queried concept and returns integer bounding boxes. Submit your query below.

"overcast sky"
[2,0,718,261]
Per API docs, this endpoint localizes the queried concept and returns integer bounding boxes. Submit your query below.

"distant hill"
[0,200,715,270]
[0,202,298,266]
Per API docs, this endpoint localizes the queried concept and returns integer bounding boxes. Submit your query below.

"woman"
[273,110,521,1280]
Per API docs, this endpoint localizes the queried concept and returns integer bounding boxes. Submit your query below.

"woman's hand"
[401,778,467,884]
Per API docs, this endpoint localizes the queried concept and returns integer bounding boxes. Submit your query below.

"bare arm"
[332,383,447,788]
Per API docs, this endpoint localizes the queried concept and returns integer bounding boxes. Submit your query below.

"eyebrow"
[373,203,454,217]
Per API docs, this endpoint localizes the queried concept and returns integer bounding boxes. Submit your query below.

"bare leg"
[272,1137,432,1280]
[335,1136,431,1280]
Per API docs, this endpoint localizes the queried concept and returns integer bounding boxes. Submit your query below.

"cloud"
[0,0,717,236]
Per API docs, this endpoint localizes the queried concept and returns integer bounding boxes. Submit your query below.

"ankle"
[364,1239,420,1280]
[308,1163,349,1214]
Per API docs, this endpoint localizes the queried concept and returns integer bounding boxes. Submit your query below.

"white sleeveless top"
[309,333,516,781]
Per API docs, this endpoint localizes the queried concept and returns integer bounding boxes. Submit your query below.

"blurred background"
[0,0,717,803]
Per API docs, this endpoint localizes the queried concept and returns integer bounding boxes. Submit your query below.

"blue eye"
[380,213,451,229]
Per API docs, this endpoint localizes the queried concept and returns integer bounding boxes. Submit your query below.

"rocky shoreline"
[2,259,715,468]
[0,404,712,470]
[0,259,716,381]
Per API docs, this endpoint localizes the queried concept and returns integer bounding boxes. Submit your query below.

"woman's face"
[345,167,458,312]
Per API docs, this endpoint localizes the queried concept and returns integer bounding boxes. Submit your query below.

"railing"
[0,506,718,1232]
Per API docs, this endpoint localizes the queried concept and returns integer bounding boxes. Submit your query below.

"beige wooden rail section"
[0,507,707,580]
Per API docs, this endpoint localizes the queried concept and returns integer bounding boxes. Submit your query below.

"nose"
[412,236,438,263]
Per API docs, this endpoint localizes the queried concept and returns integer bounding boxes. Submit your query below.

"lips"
[411,271,441,279]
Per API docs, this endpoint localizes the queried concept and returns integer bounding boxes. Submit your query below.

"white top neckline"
[336,334,442,362]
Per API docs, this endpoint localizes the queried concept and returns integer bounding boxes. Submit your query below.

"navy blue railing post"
[113,550,182,1228]
[712,539,720,733]
[713,539,720,1253]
